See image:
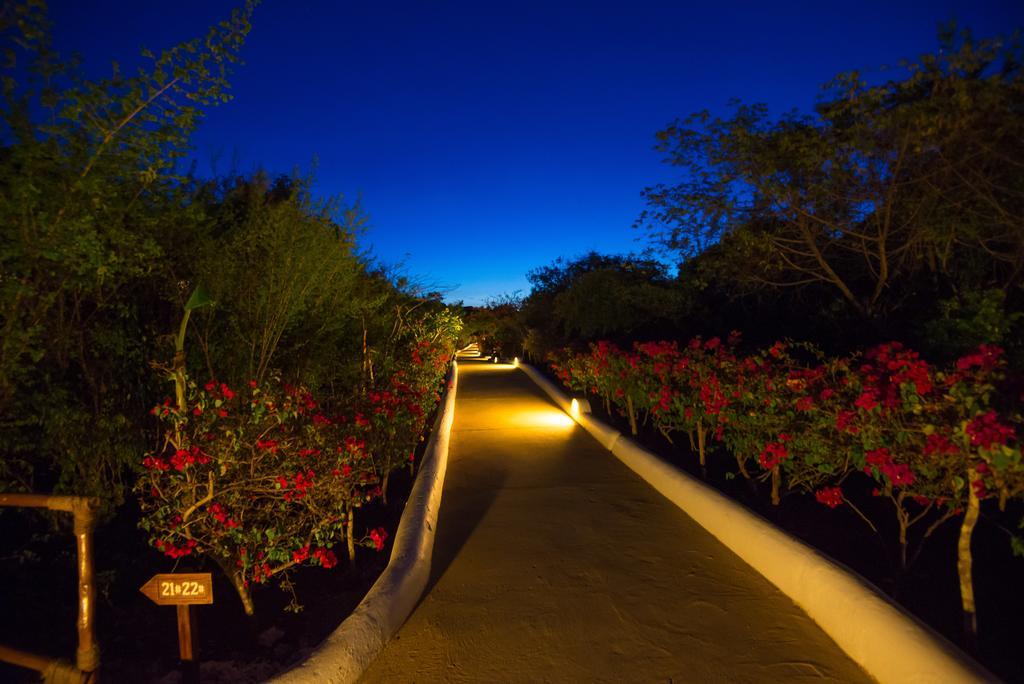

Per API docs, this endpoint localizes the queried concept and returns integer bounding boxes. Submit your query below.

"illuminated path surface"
[360,360,871,683]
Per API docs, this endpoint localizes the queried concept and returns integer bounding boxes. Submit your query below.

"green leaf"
[185,283,213,311]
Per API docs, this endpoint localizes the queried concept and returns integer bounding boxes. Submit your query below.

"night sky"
[49,1,1024,304]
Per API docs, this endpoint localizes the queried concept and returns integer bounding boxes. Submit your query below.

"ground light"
[569,397,591,419]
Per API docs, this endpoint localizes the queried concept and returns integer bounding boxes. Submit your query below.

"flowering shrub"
[552,335,1023,637]
[137,302,457,615]
[137,378,389,614]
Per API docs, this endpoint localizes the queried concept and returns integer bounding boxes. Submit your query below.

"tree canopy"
[639,27,1024,321]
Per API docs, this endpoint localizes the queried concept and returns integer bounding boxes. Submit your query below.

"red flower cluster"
[369,527,389,551]
[966,410,1016,450]
[170,446,210,471]
[279,470,316,502]
[759,439,790,470]
[795,395,815,411]
[155,538,198,559]
[835,410,858,434]
[815,486,844,508]
[864,447,915,486]
[209,502,240,529]
[204,381,236,401]
[313,547,337,569]
[142,455,171,471]
[854,343,934,415]
[922,433,959,457]
[256,439,279,453]
[955,344,1003,375]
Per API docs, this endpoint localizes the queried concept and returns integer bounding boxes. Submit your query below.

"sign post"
[140,573,213,684]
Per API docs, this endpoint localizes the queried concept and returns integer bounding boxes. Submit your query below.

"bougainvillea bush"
[137,296,458,615]
[551,335,1023,640]
[137,378,389,614]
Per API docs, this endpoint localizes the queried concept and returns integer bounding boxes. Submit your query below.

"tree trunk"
[770,466,781,506]
[696,419,706,467]
[625,396,638,436]
[898,518,909,572]
[217,559,254,617]
[958,467,980,649]
[381,471,390,506]
[735,452,751,480]
[346,507,356,566]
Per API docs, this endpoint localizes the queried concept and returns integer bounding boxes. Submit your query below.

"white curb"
[271,363,460,684]
[518,362,993,684]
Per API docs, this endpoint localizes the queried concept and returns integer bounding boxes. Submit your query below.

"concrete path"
[360,361,871,683]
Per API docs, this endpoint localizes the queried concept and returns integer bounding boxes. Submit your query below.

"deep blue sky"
[50,1,1023,304]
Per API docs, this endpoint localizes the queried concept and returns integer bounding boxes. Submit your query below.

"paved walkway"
[361,360,871,683]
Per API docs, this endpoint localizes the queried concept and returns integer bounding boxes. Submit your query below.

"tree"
[522,252,683,357]
[0,0,256,505]
[640,28,1024,321]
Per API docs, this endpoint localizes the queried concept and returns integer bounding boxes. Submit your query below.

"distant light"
[493,356,498,363]
[513,357,520,367]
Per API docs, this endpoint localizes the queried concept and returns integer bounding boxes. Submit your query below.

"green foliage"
[190,172,366,386]
[521,252,683,358]
[640,27,1024,322]
[0,1,256,511]
[921,289,1023,362]
[461,293,526,359]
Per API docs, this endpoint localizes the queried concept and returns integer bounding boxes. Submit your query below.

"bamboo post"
[0,494,101,680]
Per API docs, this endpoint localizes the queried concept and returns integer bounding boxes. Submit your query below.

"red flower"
[758,441,789,470]
[923,433,958,457]
[313,547,337,569]
[142,456,170,471]
[955,344,1003,373]
[854,391,878,412]
[369,527,389,551]
[795,396,814,411]
[815,486,843,508]
[835,410,858,433]
[965,410,1015,450]
[864,447,915,486]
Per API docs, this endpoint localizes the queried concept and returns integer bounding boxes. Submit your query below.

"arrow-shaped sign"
[139,573,213,606]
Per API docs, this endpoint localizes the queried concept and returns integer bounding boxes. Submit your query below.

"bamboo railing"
[0,493,101,683]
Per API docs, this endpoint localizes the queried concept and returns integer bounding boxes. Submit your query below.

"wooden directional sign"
[140,573,213,606]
